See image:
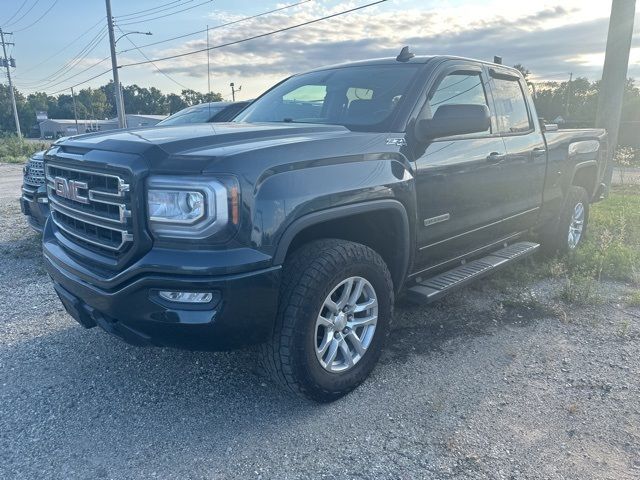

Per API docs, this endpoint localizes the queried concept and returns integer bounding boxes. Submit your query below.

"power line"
[115,0,198,22]
[5,0,41,28]
[12,17,104,78]
[116,0,185,19]
[13,0,59,33]
[120,0,388,68]
[117,0,213,26]
[2,0,30,25]
[50,68,112,95]
[15,27,108,88]
[116,25,190,90]
[22,54,111,93]
[116,0,311,55]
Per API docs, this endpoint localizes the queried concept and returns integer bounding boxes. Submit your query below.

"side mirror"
[416,104,490,142]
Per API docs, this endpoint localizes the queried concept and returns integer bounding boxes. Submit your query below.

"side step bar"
[407,241,540,304]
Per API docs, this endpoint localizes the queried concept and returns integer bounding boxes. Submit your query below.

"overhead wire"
[15,27,108,88]
[115,0,198,22]
[2,0,30,26]
[116,0,311,55]
[13,17,105,78]
[5,0,41,28]
[117,0,213,26]
[13,0,59,33]
[116,0,186,19]
[119,0,388,68]
[116,25,190,90]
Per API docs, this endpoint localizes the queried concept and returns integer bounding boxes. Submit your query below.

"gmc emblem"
[54,177,89,204]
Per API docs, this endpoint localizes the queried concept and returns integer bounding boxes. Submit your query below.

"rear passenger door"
[488,69,547,232]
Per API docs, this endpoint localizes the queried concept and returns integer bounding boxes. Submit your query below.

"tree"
[513,64,531,80]
[166,93,187,114]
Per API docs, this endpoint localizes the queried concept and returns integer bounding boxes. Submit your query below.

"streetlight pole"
[105,0,126,128]
[230,82,241,101]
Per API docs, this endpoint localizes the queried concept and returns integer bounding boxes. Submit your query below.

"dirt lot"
[1,167,639,479]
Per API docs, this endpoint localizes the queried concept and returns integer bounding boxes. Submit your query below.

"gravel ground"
[1,172,639,479]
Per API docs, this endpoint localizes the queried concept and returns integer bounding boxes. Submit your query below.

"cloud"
[128,1,639,88]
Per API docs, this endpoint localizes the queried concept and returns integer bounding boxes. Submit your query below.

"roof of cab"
[302,54,523,77]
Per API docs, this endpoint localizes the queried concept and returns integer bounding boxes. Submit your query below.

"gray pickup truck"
[42,50,608,401]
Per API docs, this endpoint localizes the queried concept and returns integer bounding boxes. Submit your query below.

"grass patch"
[488,185,639,306]
[0,135,50,164]
[626,290,640,307]
[566,187,640,283]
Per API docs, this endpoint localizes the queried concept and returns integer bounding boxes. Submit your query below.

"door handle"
[531,147,547,159]
[486,152,507,163]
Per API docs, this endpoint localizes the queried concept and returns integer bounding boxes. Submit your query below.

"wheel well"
[572,164,598,198]
[284,209,408,291]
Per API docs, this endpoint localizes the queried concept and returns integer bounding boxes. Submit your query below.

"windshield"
[234,64,420,131]
[159,104,225,126]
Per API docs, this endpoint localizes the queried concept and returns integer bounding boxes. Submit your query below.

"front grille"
[24,157,45,187]
[46,163,134,255]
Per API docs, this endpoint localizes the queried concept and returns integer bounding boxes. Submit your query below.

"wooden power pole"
[596,0,636,187]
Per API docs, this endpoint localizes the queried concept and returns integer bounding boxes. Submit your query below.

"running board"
[407,241,540,304]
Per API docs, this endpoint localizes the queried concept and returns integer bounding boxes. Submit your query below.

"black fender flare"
[571,160,599,198]
[273,199,412,287]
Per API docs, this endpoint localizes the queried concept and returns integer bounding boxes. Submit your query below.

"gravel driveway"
[1,168,639,479]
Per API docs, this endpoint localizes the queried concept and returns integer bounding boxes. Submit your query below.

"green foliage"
[0,135,50,163]
[515,66,640,126]
[626,290,640,307]
[0,82,225,136]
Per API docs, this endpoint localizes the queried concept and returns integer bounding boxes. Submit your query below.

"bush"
[0,135,51,164]
[615,147,640,168]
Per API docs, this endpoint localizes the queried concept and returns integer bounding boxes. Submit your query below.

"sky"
[2,0,639,101]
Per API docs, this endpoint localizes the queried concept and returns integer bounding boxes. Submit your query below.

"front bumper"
[43,221,281,351]
[20,184,50,232]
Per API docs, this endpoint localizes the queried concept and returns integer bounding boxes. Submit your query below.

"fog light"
[159,291,214,303]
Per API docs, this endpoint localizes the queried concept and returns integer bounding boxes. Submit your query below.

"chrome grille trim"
[45,162,133,253]
[24,157,45,187]
[50,209,133,251]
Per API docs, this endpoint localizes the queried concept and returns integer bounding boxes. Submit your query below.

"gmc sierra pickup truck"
[42,51,608,402]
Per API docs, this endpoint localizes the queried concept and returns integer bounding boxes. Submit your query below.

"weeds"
[0,135,50,164]
[626,290,640,308]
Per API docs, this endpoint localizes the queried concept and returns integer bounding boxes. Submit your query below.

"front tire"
[260,239,394,402]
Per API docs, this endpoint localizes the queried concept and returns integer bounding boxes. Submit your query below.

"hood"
[60,122,356,157]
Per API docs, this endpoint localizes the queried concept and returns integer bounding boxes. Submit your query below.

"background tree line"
[0,81,222,136]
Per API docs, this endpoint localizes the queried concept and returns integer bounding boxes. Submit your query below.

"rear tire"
[541,186,590,255]
[259,239,394,402]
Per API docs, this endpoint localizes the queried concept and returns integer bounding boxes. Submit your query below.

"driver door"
[412,63,512,272]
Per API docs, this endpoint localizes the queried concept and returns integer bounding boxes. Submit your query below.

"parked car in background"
[158,101,251,126]
[20,151,49,232]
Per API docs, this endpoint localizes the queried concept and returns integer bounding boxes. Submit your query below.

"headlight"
[146,176,236,239]
[148,190,205,223]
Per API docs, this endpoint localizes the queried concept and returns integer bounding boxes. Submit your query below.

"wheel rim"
[314,276,378,373]
[568,202,585,249]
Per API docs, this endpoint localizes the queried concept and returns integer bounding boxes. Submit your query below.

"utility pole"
[206,25,211,96]
[596,0,636,187]
[0,28,21,138]
[230,82,241,101]
[105,0,126,128]
[70,87,80,134]
[564,72,573,119]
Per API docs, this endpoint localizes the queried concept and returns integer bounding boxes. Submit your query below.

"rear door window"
[492,78,532,134]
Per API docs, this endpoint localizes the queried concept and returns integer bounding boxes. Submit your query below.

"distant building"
[38,114,167,139]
